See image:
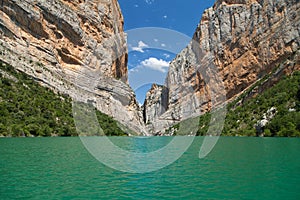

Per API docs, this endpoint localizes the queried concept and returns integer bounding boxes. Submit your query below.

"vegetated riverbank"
[1,59,299,137]
[166,71,300,137]
[0,61,127,137]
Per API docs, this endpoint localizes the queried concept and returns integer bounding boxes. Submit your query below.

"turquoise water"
[1,137,300,199]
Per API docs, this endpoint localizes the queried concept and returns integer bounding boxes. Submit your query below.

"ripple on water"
[0,137,300,199]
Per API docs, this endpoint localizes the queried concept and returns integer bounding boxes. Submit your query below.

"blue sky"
[118,0,215,104]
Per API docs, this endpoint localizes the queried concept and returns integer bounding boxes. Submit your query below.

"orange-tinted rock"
[144,0,300,134]
[0,0,147,135]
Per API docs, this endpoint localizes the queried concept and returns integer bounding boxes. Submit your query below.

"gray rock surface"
[143,0,300,135]
[0,0,147,135]
[1,0,299,136]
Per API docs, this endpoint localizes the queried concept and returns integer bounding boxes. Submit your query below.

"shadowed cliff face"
[0,0,147,135]
[144,0,300,135]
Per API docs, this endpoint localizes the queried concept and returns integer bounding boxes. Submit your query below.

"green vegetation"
[223,71,300,137]
[0,61,127,137]
[1,59,299,137]
[169,71,300,137]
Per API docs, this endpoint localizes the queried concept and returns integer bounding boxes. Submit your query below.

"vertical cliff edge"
[0,0,147,135]
[144,0,300,135]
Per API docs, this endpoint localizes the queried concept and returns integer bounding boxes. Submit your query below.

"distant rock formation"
[143,84,169,132]
[0,0,147,135]
[144,0,300,134]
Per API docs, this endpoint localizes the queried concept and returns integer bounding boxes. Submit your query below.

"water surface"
[1,137,299,199]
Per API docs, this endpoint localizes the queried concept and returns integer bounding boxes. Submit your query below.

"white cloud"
[140,57,169,73]
[163,53,170,59]
[145,0,154,5]
[128,64,168,91]
[161,43,166,47]
[129,67,139,73]
[163,15,168,19]
[131,41,149,53]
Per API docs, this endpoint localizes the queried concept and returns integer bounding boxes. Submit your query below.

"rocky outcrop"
[143,84,168,125]
[1,0,299,136]
[0,0,147,135]
[255,107,277,136]
[144,0,300,135]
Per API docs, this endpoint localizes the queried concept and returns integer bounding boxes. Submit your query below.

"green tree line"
[170,71,300,137]
[0,61,127,137]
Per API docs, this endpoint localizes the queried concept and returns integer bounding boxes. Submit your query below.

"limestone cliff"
[0,0,147,135]
[144,0,300,134]
[143,84,168,125]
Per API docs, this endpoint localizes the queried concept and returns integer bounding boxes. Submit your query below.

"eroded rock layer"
[144,0,300,134]
[0,0,147,135]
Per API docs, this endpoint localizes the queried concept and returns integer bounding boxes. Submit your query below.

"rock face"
[0,0,147,135]
[143,84,168,124]
[1,0,299,136]
[144,0,300,135]
[255,107,277,136]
